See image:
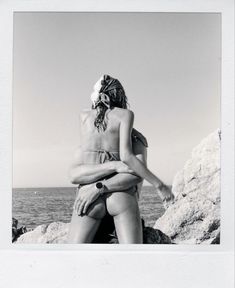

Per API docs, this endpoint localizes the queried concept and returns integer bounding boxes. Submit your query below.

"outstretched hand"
[157,184,175,209]
[73,184,101,216]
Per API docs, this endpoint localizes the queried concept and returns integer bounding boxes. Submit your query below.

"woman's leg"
[67,197,106,243]
[105,192,143,244]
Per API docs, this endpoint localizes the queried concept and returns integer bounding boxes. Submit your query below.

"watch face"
[96,182,103,189]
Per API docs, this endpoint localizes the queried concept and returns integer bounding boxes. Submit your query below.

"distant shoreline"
[12,184,169,190]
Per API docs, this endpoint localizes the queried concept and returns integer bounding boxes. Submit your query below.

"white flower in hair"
[90,90,99,106]
[94,75,104,91]
[90,75,105,106]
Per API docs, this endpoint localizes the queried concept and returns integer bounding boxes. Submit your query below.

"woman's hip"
[105,190,139,217]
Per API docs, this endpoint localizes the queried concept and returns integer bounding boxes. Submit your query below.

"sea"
[12,186,165,229]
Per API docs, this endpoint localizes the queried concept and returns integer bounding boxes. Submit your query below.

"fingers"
[166,193,172,201]
[77,201,86,216]
[163,193,175,209]
[163,200,169,210]
[165,194,174,202]
[74,199,91,216]
[83,201,91,215]
[73,198,80,212]
[159,186,175,209]
[73,197,83,215]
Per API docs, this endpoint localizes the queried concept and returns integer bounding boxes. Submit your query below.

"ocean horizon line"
[13,184,153,190]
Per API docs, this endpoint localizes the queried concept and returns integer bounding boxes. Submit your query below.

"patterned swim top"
[83,128,148,164]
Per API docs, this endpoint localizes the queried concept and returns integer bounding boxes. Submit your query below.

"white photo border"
[0,0,234,287]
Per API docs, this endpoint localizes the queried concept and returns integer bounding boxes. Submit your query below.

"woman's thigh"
[67,197,106,243]
[105,192,142,243]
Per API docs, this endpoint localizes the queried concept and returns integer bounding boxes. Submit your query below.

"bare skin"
[78,107,173,197]
[67,107,173,243]
[68,134,147,244]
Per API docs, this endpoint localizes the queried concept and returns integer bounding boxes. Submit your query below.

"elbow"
[120,152,133,165]
[70,177,78,185]
[69,171,77,185]
[69,167,80,185]
[69,166,89,185]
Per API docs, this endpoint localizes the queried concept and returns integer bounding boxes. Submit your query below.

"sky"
[13,12,221,188]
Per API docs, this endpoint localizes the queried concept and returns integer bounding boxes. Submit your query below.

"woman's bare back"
[80,107,127,153]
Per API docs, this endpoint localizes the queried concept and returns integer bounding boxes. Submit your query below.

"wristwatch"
[95,181,105,195]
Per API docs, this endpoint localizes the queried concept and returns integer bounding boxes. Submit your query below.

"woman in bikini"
[67,75,174,244]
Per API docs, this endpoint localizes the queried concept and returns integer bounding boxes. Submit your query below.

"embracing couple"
[67,75,174,244]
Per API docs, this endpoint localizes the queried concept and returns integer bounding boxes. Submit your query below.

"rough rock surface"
[143,227,172,244]
[16,221,171,244]
[12,217,27,242]
[16,222,69,244]
[154,129,221,244]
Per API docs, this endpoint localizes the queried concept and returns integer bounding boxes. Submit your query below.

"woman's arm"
[69,146,136,185]
[76,150,145,207]
[69,147,118,185]
[119,110,164,189]
[102,142,146,192]
[103,150,146,193]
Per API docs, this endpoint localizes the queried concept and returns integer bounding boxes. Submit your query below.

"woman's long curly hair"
[92,75,128,132]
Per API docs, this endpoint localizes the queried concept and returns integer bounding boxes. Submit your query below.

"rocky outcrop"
[154,129,221,244]
[143,226,172,244]
[12,218,27,242]
[16,221,172,244]
[16,222,69,244]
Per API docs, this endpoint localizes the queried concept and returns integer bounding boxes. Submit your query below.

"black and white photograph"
[12,12,221,245]
[0,1,234,287]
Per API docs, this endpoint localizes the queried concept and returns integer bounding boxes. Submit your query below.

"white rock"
[154,129,221,244]
[16,222,70,244]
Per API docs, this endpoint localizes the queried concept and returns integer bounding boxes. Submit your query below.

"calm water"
[12,186,165,229]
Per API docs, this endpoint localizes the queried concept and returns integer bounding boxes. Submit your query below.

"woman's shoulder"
[111,108,134,118]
